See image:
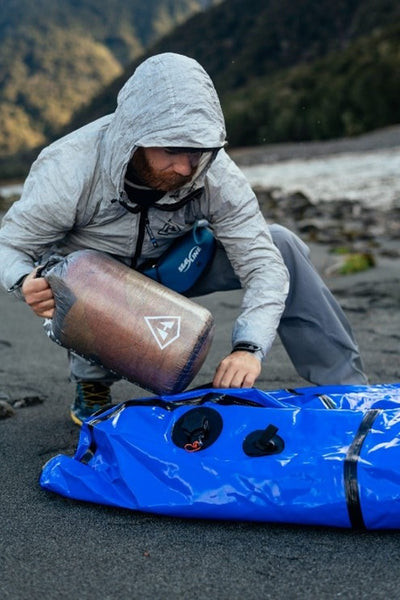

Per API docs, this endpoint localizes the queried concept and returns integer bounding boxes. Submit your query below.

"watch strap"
[232,342,262,354]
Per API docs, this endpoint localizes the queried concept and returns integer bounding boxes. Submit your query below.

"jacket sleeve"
[0,142,88,296]
[205,151,289,358]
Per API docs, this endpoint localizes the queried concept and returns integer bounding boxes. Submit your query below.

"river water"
[240,146,400,209]
[1,146,400,210]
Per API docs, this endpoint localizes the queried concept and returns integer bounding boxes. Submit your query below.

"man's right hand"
[21,268,55,318]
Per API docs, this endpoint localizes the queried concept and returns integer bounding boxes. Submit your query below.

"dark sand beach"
[1,129,400,599]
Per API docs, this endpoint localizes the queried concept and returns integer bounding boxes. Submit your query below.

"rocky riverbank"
[254,186,400,274]
[230,125,400,275]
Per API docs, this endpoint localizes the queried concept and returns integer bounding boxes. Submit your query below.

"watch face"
[233,343,262,353]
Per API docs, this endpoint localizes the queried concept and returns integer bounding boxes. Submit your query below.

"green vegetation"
[63,0,400,149]
[0,0,399,179]
[329,247,376,275]
[0,25,123,156]
[0,0,216,172]
[224,23,400,146]
[338,253,376,275]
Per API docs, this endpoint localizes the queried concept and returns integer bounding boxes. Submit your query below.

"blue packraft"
[40,383,400,529]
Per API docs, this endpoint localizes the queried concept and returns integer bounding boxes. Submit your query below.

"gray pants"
[69,224,367,386]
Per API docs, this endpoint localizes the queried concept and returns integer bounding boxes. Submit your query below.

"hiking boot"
[70,381,112,426]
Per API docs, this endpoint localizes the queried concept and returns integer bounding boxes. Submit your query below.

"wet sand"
[1,246,399,599]
[1,130,400,599]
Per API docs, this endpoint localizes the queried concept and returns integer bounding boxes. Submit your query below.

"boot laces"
[78,382,111,409]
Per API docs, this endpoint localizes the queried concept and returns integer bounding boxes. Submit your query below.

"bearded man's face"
[130,147,199,191]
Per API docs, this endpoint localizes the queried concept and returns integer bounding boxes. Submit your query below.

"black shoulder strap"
[121,187,205,268]
[131,206,149,269]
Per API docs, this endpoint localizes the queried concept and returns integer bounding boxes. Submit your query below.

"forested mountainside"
[73,0,398,147]
[0,0,217,160]
[1,0,399,179]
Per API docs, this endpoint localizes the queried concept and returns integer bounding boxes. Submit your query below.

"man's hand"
[213,351,262,388]
[21,268,55,318]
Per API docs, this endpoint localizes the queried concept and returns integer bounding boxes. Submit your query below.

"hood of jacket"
[101,53,227,201]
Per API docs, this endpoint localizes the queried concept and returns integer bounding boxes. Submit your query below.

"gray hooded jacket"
[0,53,289,358]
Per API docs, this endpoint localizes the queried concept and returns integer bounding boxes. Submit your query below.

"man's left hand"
[213,351,261,388]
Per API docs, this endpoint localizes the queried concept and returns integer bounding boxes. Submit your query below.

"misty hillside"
[71,0,399,147]
[0,0,217,159]
[1,0,399,179]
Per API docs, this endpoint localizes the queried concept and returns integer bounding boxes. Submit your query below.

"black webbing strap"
[119,187,205,269]
[344,409,380,529]
[131,206,148,269]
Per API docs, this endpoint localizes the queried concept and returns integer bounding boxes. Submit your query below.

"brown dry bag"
[45,250,215,394]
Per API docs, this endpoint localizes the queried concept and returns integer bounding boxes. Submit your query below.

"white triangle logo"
[144,316,181,349]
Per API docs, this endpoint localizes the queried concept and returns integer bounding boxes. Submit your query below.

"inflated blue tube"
[40,383,400,529]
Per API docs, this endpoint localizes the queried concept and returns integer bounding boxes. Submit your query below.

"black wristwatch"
[232,342,262,354]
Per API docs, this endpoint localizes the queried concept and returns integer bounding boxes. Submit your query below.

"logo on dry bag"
[144,316,181,349]
[178,245,201,273]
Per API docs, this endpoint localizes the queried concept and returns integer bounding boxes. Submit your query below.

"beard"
[130,148,195,192]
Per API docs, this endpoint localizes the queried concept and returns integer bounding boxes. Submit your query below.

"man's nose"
[172,153,198,175]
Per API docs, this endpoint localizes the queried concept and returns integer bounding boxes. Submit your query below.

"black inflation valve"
[172,407,223,452]
[243,424,284,457]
